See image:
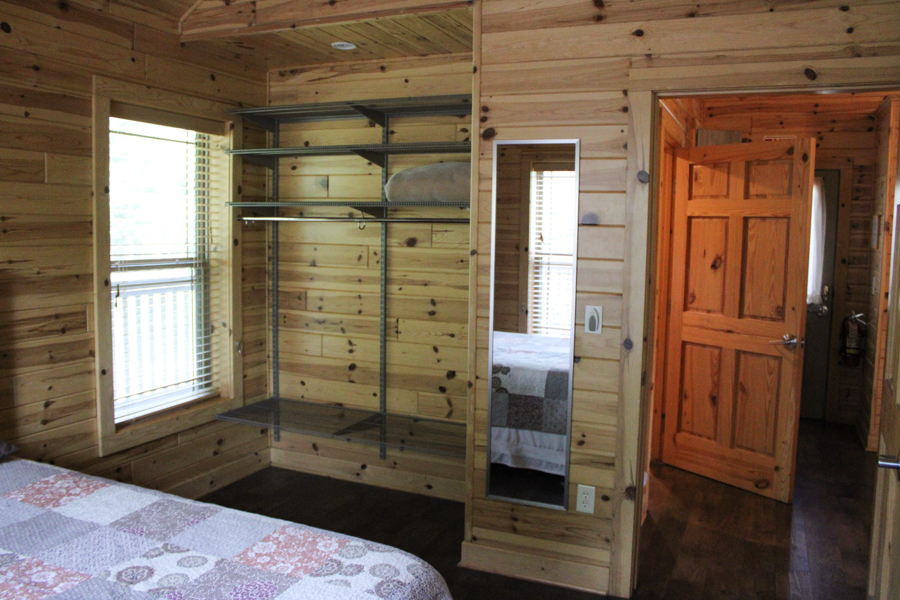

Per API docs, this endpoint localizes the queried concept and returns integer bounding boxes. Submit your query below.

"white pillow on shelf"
[384,162,471,203]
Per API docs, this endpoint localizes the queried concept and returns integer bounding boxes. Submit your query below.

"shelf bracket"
[350,205,387,219]
[349,104,386,128]
[351,149,386,168]
[241,205,278,219]
[242,154,279,170]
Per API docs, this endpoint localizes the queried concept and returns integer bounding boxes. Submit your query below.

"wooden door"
[663,139,815,503]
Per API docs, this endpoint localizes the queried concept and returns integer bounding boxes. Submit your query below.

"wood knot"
[710,256,722,270]
[481,127,496,140]
[624,485,637,501]
[804,68,817,81]
[754,479,771,489]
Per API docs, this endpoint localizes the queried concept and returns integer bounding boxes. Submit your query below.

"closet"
[218,95,472,460]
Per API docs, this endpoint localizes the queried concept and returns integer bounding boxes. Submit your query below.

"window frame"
[92,76,243,456]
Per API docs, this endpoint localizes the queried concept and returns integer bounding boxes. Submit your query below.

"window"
[108,118,226,423]
[527,169,577,337]
[806,177,825,305]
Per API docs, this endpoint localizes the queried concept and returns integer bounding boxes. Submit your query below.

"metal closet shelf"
[229,141,470,170]
[218,398,466,459]
[231,200,471,224]
[218,95,473,460]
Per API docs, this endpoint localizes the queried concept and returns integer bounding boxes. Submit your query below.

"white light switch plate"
[576,484,595,514]
[585,305,603,334]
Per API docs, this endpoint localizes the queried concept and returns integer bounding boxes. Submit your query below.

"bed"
[489,331,571,476]
[0,458,452,600]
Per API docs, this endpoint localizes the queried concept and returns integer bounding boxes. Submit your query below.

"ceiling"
[256,9,473,68]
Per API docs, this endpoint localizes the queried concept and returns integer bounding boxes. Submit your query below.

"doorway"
[640,89,898,596]
[800,169,840,420]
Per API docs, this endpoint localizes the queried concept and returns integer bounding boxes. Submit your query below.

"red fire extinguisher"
[841,313,866,366]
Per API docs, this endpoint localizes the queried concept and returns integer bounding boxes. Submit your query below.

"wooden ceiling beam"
[179,0,472,42]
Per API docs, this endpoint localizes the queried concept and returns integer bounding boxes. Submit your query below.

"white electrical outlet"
[576,484,595,514]
[585,305,603,334]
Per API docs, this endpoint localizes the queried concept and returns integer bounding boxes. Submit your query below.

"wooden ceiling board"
[698,91,891,119]
[180,0,469,41]
[249,9,473,69]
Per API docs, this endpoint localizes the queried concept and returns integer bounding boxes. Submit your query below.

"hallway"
[634,420,878,599]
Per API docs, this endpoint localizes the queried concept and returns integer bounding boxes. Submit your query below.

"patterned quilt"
[490,331,570,435]
[0,459,452,600]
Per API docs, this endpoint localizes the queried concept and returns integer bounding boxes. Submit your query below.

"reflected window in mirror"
[488,142,579,509]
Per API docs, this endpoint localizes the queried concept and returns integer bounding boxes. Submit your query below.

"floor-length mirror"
[487,141,579,508]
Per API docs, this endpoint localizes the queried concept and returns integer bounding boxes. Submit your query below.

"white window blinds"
[527,170,577,337]
[109,118,227,423]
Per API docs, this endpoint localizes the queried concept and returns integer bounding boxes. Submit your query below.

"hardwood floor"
[201,420,877,599]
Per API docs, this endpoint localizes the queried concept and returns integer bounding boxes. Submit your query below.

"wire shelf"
[217,397,466,459]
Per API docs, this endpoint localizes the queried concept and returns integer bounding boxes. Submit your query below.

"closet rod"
[240,216,470,224]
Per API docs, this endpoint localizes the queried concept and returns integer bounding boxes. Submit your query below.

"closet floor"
[201,420,876,600]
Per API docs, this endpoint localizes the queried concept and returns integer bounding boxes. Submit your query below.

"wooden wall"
[0,0,271,498]
[467,0,900,596]
[264,54,474,501]
[862,97,900,450]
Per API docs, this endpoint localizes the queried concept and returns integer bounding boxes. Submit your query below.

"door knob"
[879,451,900,482]
[768,334,798,349]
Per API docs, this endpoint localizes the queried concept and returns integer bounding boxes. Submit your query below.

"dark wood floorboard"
[200,419,876,599]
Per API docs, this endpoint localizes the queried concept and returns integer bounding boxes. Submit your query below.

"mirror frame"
[486,139,581,510]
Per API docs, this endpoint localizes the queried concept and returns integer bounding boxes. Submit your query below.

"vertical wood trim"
[517,157,531,333]
[648,133,676,463]
[610,90,654,597]
[868,98,900,453]
[229,118,244,408]
[464,0,482,545]
[92,79,114,454]
[662,150,690,467]
[724,165,745,320]
[778,136,816,503]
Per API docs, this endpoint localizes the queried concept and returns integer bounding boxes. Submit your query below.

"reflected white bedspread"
[490,427,567,476]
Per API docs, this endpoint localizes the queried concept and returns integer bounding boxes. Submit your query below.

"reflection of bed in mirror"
[490,331,570,476]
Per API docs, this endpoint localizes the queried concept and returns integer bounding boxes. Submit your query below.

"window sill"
[99,394,237,457]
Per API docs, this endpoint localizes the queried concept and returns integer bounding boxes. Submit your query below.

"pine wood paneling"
[468,1,900,596]
[0,0,268,498]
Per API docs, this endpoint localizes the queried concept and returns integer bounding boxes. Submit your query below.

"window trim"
[92,76,243,456]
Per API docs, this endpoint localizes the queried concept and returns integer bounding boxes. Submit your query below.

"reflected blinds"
[109,118,228,422]
[527,170,577,337]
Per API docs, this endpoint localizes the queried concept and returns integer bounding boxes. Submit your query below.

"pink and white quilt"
[0,459,452,600]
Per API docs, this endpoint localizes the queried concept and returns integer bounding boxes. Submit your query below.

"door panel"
[742,217,790,321]
[680,343,721,440]
[734,351,780,456]
[663,139,814,503]
[685,218,728,314]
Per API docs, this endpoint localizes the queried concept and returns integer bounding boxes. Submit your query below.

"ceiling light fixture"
[331,41,357,50]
